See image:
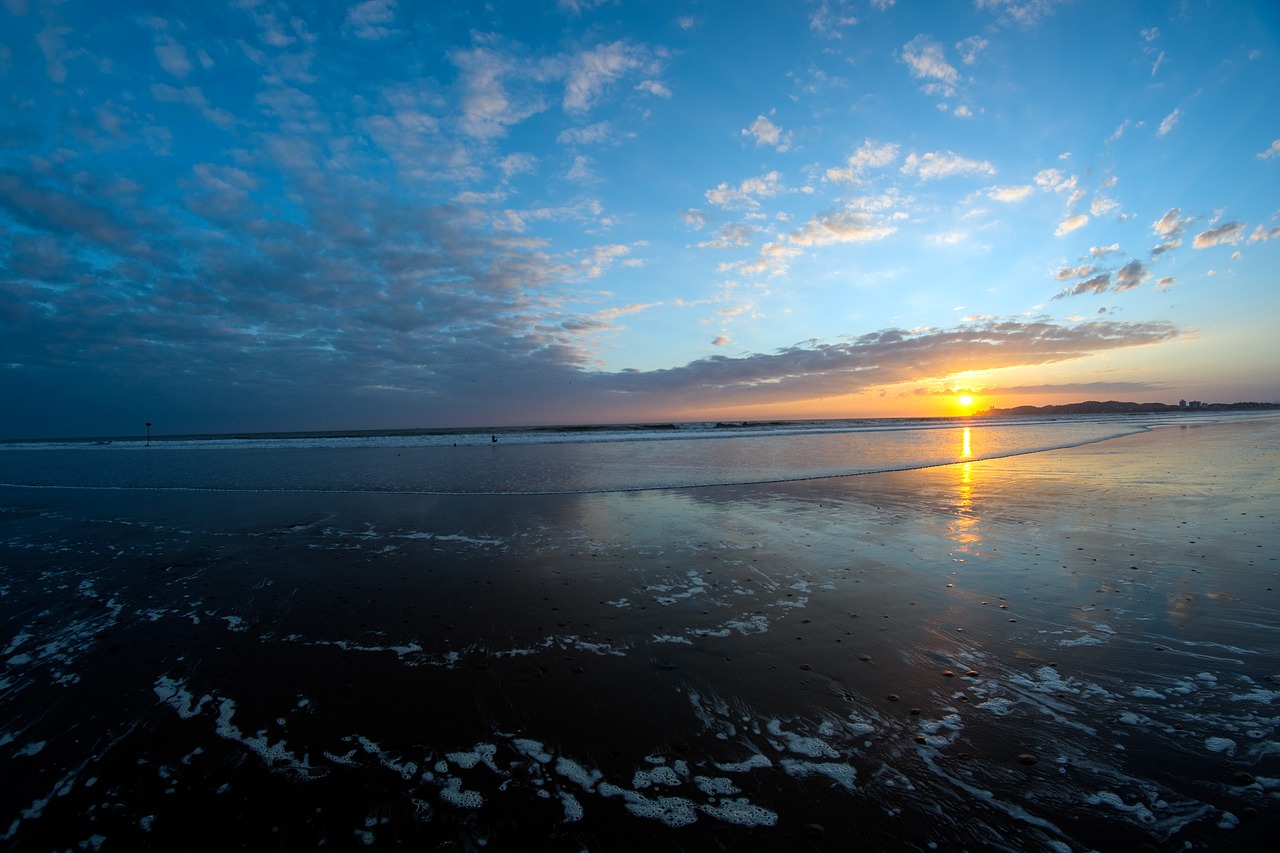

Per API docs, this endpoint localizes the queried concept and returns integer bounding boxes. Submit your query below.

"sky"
[2,0,1279,438]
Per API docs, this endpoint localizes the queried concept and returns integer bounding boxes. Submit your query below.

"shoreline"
[0,417,1277,850]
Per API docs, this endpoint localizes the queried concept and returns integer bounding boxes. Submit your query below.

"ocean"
[0,412,1178,494]
[1,412,1277,850]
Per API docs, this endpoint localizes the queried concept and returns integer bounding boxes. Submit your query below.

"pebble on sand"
[1017,753,1038,765]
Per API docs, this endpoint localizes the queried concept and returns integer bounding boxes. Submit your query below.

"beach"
[1,416,1277,850]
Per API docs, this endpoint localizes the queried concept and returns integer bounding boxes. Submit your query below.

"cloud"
[155,40,193,78]
[957,36,988,65]
[1258,140,1280,160]
[1090,243,1119,257]
[825,140,899,184]
[809,0,859,37]
[1192,221,1245,248]
[557,121,623,145]
[1152,207,1192,239]
[698,224,755,249]
[682,209,709,230]
[1055,264,1092,280]
[988,185,1032,202]
[1113,259,1149,291]
[1090,195,1119,217]
[1251,224,1280,242]
[901,35,958,97]
[900,151,995,181]
[635,79,672,98]
[705,171,783,209]
[743,115,792,151]
[563,41,663,113]
[975,0,1067,27]
[980,380,1168,396]
[151,83,237,129]
[600,319,1182,408]
[345,0,398,40]
[787,211,896,246]
[451,46,546,139]
[1056,273,1110,296]
[1054,213,1088,236]
[1157,108,1181,137]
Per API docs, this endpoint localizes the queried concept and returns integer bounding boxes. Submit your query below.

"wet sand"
[0,417,1277,850]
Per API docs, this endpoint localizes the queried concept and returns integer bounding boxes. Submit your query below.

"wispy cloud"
[988,185,1032,202]
[901,151,995,181]
[901,35,959,97]
[826,141,899,184]
[705,171,783,209]
[742,115,793,152]
[1157,107,1181,137]
[1054,213,1088,236]
[345,0,398,41]
[1193,221,1245,248]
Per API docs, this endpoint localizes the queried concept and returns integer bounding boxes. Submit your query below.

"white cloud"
[1152,207,1192,238]
[1090,195,1119,216]
[682,209,709,230]
[1192,221,1245,248]
[705,171,783,209]
[698,223,755,250]
[743,115,792,151]
[988,185,1032,202]
[451,46,545,139]
[1251,224,1280,242]
[1055,213,1088,236]
[809,1,859,37]
[957,36,988,65]
[901,151,995,181]
[975,0,1066,27]
[825,140,899,184]
[557,121,621,145]
[565,154,595,183]
[155,40,192,78]
[1157,108,1180,137]
[788,211,896,246]
[901,35,958,97]
[1257,139,1280,160]
[635,79,672,98]
[1090,243,1119,257]
[563,41,662,113]
[346,0,397,40]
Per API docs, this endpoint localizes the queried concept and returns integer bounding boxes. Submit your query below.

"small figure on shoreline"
[491,434,498,443]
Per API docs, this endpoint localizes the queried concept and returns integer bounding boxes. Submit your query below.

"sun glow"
[958,395,973,408]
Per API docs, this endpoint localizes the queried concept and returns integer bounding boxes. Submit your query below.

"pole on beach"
[146,422,152,447]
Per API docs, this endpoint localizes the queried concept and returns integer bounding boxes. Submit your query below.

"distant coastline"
[981,399,1280,416]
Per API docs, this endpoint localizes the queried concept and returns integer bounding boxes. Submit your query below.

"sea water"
[1,412,1276,851]
[0,412,1201,493]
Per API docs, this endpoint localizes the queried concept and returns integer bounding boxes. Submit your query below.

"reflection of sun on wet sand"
[0,416,1277,850]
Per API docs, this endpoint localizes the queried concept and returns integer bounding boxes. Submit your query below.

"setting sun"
[958,395,974,408]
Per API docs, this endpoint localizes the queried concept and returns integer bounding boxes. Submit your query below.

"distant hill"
[981,400,1280,416]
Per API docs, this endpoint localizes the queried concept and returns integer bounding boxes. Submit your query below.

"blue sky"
[2,0,1278,437]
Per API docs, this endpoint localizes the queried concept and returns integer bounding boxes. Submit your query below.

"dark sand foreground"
[1,417,1277,850]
